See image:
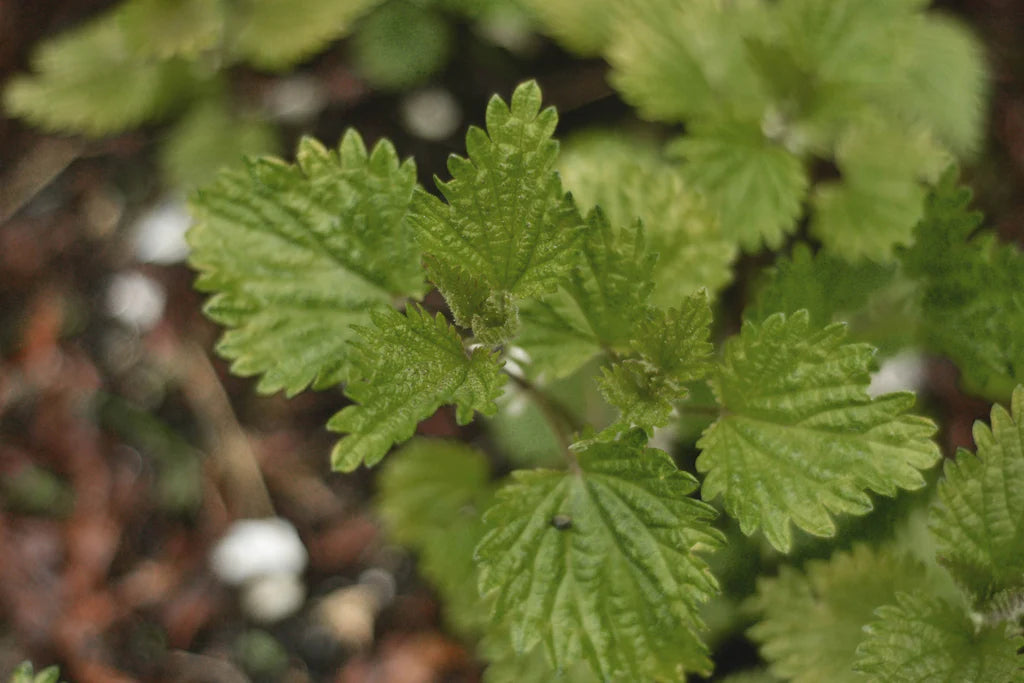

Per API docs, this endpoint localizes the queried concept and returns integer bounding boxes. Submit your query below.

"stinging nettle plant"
[186,1,1024,680]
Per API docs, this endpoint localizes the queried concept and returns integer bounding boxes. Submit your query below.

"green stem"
[681,403,723,417]
[508,372,583,473]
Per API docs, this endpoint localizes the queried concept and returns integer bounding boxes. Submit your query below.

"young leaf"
[557,132,735,303]
[3,12,193,135]
[670,119,809,251]
[902,171,1024,400]
[750,544,933,683]
[188,131,424,396]
[930,386,1024,613]
[328,306,505,471]
[517,209,655,378]
[854,592,1024,682]
[377,439,493,634]
[410,81,586,342]
[476,431,723,680]
[229,0,380,71]
[696,311,940,552]
[598,292,714,434]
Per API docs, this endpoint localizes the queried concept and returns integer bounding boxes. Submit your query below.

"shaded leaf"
[855,592,1024,682]
[750,545,933,683]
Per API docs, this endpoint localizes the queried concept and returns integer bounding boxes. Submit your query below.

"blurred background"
[0,0,1023,681]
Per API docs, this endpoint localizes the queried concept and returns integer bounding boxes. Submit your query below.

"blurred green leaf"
[352,1,452,90]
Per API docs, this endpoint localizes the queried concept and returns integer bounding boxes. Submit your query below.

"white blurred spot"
[264,75,327,123]
[503,389,529,417]
[106,271,166,330]
[506,345,531,364]
[868,352,928,397]
[503,357,525,379]
[475,10,539,55]
[211,517,309,586]
[241,572,307,623]
[400,88,461,141]
[133,196,192,264]
[647,422,678,452]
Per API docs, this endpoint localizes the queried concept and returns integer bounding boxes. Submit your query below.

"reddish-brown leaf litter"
[1,1,1023,681]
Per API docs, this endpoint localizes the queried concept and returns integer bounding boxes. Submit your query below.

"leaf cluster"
[752,387,1024,681]
[183,79,993,679]
[528,0,987,258]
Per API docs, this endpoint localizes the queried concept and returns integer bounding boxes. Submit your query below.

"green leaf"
[607,0,769,123]
[188,131,423,396]
[517,209,655,378]
[854,592,1024,682]
[750,544,933,683]
[160,94,278,190]
[902,171,1024,400]
[410,81,586,342]
[476,431,723,680]
[696,311,940,551]
[557,132,736,303]
[930,386,1024,613]
[670,119,808,251]
[598,292,714,434]
[229,0,380,70]
[351,1,452,91]
[116,0,225,59]
[377,438,493,634]
[328,306,505,471]
[811,116,948,260]
[747,243,896,327]
[3,12,194,135]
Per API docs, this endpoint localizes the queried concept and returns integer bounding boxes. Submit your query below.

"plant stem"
[682,403,723,417]
[508,372,583,472]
